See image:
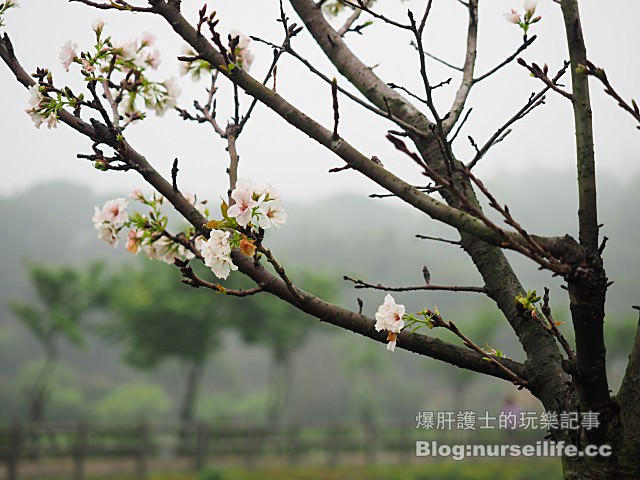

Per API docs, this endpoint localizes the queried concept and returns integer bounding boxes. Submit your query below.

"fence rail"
[0,420,541,479]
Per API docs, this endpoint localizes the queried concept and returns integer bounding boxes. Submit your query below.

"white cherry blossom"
[91,18,105,33]
[523,0,537,16]
[196,231,237,279]
[59,40,78,72]
[375,294,405,333]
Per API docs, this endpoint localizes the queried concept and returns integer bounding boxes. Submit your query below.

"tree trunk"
[179,361,204,425]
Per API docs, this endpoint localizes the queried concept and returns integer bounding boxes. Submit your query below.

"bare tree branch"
[344,275,487,294]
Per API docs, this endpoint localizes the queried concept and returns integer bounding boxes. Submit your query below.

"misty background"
[0,0,639,430]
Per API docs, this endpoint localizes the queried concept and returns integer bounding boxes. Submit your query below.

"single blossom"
[81,58,95,73]
[96,223,119,247]
[129,189,144,201]
[92,18,105,33]
[375,294,406,333]
[60,40,78,72]
[227,179,260,227]
[117,39,137,61]
[523,0,537,16]
[142,236,192,264]
[145,49,161,70]
[99,198,129,224]
[257,199,287,229]
[152,78,180,116]
[375,294,405,352]
[44,112,58,129]
[140,31,156,47]
[196,231,237,279]
[126,229,144,254]
[503,9,520,24]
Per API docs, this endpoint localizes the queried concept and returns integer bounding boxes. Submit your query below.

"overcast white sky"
[1,0,639,201]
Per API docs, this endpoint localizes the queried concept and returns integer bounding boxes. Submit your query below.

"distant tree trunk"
[266,353,294,422]
[179,361,204,425]
[26,345,57,424]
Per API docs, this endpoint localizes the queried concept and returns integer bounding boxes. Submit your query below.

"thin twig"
[174,258,263,296]
[472,36,536,85]
[344,275,486,294]
[415,234,461,246]
[517,58,573,101]
[541,287,576,361]
[580,60,640,129]
[69,0,153,12]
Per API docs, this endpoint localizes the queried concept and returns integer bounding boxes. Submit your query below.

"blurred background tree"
[8,261,104,423]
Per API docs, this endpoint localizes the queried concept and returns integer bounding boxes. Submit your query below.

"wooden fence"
[0,421,420,479]
[0,421,542,479]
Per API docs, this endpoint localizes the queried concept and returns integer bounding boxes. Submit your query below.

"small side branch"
[331,78,340,140]
[344,275,486,294]
[68,0,153,12]
[540,287,576,362]
[579,61,640,129]
[428,311,527,386]
[174,258,263,296]
[517,58,573,101]
[472,36,536,85]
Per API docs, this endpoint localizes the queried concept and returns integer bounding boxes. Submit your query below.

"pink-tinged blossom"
[504,9,520,24]
[140,31,156,47]
[99,198,129,224]
[126,229,144,254]
[81,59,95,73]
[523,0,537,16]
[196,231,237,279]
[60,40,78,72]
[227,179,260,227]
[129,189,144,201]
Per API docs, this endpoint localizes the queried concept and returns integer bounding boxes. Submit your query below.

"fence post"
[135,421,149,480]
[6,422,21,480]
[73,420,88,480]
[192,421,208,471]
[287,426,300,466]
[326,425,340,467]
[364,422,377,465]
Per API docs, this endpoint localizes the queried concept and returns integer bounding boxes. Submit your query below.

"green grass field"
[40,461,561,480]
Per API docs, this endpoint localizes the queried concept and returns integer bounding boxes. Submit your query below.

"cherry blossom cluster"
[25,84,63,129]
[226,179,286,230]
[504,0,541,34]
[63,20,179,119]
[92,191,204,265]
[0,1,18,28]
[196,179,287,279]
[24,20,180,129]
[195,230,237,280]
[92,197,129,247]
